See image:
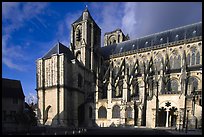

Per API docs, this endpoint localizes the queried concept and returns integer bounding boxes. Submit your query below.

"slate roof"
[2,78,25,99]
[42,42,75,60]
[101,22,202,59]
[72,8,100,30]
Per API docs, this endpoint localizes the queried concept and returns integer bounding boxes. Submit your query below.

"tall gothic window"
[126,107,132,118]
[112,105,120,118]
[98,106,107,118]
[188,77,198,91]
[170,79,179,93]
[116,80,123,97]
[76,28,82,41]
[192,52,196,66]
[175,55,181,69]
[196,52,200,65]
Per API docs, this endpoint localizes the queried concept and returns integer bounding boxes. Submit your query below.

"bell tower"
[70,7,101,71]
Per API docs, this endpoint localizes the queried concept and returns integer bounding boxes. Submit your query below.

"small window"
[13,98,18,104]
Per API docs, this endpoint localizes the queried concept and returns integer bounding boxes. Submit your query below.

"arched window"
[89,107,92,118]
[116,80,123,97]
[112,105,120,118]
[113,40,116,44]
[191,47,196,66]
[126,107,132,118]
[175,55,181,69]
[170,79,179,93]
[76,28,82,41]
[192,52,195,66]
[196,52,200,65]
[98,106,107,118]
[188,77,198,91]
[78,74,82,88]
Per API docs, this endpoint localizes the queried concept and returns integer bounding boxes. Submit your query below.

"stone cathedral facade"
[36,8,202,129]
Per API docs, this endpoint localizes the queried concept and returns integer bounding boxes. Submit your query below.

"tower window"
[76,28,82,41]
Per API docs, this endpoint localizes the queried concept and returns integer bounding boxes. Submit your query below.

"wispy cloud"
[2,2,48,71]
[55,10,82,47]
[25,92,38,104]
[89,2,201,43]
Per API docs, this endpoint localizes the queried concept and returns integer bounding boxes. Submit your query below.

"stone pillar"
[107,70,112,123]
[123,74,128,102]
[166,108,169,127]
[137,106,142,126]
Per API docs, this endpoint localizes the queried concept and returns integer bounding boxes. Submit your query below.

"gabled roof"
[72,8,100,30]
[101,22,202,59]
[2,78,25,99]
[42,42,75,60]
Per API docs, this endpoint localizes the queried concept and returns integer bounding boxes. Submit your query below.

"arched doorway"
[169,107,178,127]
[78,104,85,127]
[158,106,178,127]
[158,107,167,127]
[134,105,138,126]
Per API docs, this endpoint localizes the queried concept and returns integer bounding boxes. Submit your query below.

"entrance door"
[158,107,166,127]
[78,104,85,127]
[134,105,138,126]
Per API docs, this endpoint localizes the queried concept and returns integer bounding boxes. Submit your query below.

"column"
[166,108,169,127]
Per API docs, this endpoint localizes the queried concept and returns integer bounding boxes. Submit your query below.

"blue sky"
[2,2,202,103]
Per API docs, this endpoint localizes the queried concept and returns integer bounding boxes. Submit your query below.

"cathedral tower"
[71,7,101,72]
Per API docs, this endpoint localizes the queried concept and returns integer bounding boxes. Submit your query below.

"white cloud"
[122,3,141,39]
[2,2,48,71]
[55,11,81,47]
[25,92,37,104]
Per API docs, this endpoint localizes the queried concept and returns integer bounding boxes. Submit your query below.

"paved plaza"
[4,126,202,135]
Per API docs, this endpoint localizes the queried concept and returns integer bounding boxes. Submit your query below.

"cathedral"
[36,8,202,129]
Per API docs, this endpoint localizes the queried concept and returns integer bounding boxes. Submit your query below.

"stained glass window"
[171,79,179,93]
[196,52,200,65]
[98,106,107,118]
[191,47,196,66]
[112,105,120,118]
[126,107,132,118]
